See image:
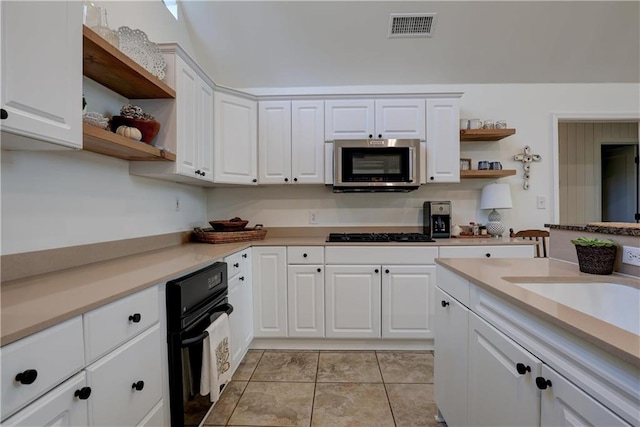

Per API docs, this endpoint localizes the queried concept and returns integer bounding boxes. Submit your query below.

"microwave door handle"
[408,147,414,182]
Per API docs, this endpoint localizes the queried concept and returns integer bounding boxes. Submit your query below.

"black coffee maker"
[423,201,452,238]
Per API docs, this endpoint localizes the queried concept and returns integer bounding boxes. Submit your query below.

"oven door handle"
[181,303,234,348]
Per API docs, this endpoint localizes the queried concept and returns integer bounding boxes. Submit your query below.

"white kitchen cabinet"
[381,265,435,339]
[325,265,381,338]
[252,246,288,337]
[539,364,631,427]
[287,265,325,337]
[467,312,541,427]
[259,100,324,184]
[425,98,460,183]
[130,45,215,184]
[85,324,163,427]
[2,372,89,427]
[213,91,258,184]
[434,287,469,427]
[0,1,82,150]
[226,248,254,371]
[439,245,534,259]
[325,99,425,141]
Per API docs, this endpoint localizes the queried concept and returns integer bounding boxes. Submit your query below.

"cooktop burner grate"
[326,233,435,243]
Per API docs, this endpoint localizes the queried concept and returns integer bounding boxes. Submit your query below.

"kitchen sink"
[504,279,640,335]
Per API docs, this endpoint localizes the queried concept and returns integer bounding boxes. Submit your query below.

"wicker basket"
[574,245,617,275]
[192,227,267,244]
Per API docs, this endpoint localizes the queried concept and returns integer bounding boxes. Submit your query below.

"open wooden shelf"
[83,26,175,99]
[460,169,516,179]
[460,128,516,141]
[82,123,176,161]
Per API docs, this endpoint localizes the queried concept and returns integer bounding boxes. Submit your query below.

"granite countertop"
[546,222,640,237]
[436,258,640,367]
[0,235,535,347]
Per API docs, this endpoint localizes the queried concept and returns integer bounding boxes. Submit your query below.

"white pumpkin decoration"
[116,125,142,141]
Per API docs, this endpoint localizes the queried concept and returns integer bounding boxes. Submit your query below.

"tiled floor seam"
[220,350,265,426]
[375,351,399,427]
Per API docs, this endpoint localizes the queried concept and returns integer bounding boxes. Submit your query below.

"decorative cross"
[514,145,541,190]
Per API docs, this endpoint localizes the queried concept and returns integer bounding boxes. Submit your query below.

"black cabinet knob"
[378,134,382,138]
[132,380,145,391]
[430,176,434,181]
[15,369,38,385]
[195,170,201,175]
[239,276,245,281]
[284,178,289,182]
[385,269,390,274]
[129,313,141,323]
[303,253,308,258]
[317,268,321,273]
[441,300,450,308]
[293,178,298,182]
[1,108,7,120]
[516,363,531,375]
[536,377,552,390]
[374,269,379,273]
[234,263,239,268]
[369,134,373,139]
[201,172,206,177]
[74,386,92,400]
[485,253,491,258]
[242,253,247,258]
[252,179,257,183]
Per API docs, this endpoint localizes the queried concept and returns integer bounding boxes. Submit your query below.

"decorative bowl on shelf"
[209,218,249,231]
[110,116,160,144]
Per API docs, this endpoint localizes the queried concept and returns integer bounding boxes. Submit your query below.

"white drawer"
[83,286,159,364]
[325,246,438,265]
[288,246,324,264]
[86,324,163,427]
[0,316,85,420]
[225,250,244,279]
[439,245,533,259]
[436,264,470,307]
[137,400,165,427]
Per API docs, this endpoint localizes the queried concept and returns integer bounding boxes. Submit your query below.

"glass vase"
[90,6,120,49]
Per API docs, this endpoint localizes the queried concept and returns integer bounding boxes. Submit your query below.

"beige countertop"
[0,235,534,347]
[435,258,640,367]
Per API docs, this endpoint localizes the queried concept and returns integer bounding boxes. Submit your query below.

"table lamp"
[480,183,513,238]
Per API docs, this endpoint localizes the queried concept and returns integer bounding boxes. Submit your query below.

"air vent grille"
[388,13,437,38]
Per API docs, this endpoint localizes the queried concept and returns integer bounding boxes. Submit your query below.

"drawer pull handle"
[129,313,141,323]
[317,268,321,273]
[242,253,247,258]
[234,263,239,268]
[1,108,8,119]
[303,253,308,258]
[374,269,379,273]
[15,369,38,385]
[516,363,531,375]
[535,377,552,390]
[239,276,245,281]
[385,269,390,274]
[441,300,450,308]
[74,386,92,400]
[485,253,491,258]
[132,380,145,391]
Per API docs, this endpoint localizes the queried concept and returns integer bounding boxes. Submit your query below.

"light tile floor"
[203,350,445,427]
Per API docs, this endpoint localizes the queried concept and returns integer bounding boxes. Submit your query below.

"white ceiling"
[179,1,639,89]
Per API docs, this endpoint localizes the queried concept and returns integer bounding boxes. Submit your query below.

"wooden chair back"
[509,228,550,258]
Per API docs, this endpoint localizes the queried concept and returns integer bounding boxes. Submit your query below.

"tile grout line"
[309,351,321,427]
[224,350,266,427]
[375,351,399,427]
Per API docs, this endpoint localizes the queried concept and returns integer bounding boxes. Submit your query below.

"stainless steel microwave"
[333,139,420,192]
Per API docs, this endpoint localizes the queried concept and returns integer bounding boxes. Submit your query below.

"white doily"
[116,26,166,80]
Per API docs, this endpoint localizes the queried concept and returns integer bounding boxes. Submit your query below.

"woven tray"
[192,227,267,244]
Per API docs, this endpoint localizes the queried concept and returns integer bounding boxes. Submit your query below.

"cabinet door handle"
[132,380,145,391]
[368,134,373,139]
[378,134,382,139]
[252,179,257,183]
[239,276,245,281]
[195,170,201,175]
[374,269,379,273]
[293,178,298,182]
[129,313,141,323]
[317,268,321,273]
[233,263,239,268]
[385,269,390,274]
[485,253,491,258]
[1,108,7,119]
[303,253,308,258]
[284,178,289,182]
[201,171,206,177]
[516,363,531,375]
[535,377,552,390]
[15,369,38,385]
[441,300,450,308]
[242,253,247,258]
[430,176,434,181]
[74,386,92,400]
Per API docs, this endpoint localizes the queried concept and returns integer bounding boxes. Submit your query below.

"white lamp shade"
[480,183,513,210]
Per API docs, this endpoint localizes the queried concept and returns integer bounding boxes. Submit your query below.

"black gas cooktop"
[326,233,435,243]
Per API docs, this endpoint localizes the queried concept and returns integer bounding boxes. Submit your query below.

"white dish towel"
[200,312,232,402]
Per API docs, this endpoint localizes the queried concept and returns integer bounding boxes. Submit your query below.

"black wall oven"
[166,261,233,427]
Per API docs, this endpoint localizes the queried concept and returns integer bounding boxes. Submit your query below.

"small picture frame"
[460,158,471,171]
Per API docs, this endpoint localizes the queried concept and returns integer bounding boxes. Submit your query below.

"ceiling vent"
[388,13,437,38]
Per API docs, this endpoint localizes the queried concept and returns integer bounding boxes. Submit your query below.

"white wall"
[208,83,640,232]
[1,150,206,255]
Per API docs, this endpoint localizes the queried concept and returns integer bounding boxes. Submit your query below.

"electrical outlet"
[309,210,319,224]
[536,195,546,209]
[175,197,180,212]
[622,246,640,267]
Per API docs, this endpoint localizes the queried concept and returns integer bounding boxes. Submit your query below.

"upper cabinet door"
[214,91,258,184]
[291,100,324,184]
[1,1,82,149]
[425,98,460,183]
[175,58,199,178]
[324,100,375,141]
[375,99,426,140]
[258,101,292,184]
[197,78,215,182]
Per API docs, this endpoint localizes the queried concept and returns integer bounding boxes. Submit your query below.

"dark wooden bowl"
[209,220,249,231]
[111,116,161,144]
